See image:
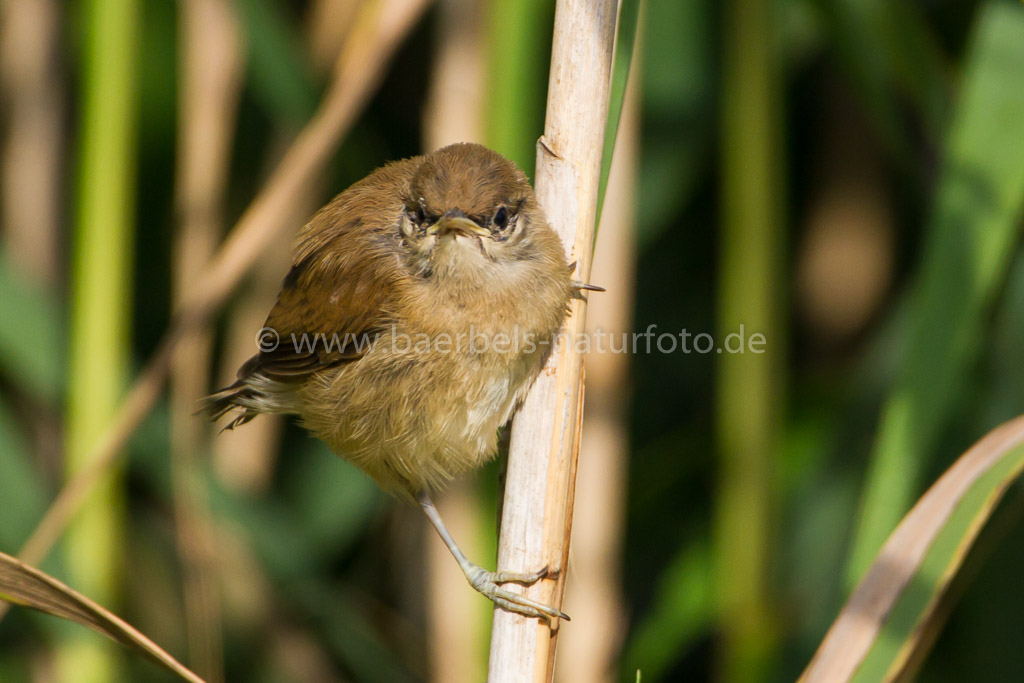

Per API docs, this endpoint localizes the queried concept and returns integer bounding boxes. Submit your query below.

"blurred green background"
[2,0,1024,681]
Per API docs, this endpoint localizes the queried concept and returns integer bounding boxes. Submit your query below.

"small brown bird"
[202,143,584,620]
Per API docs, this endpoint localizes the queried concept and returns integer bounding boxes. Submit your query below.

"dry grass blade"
[801,414,1024,682]
[9,0,430,580]
[0,550,204,683]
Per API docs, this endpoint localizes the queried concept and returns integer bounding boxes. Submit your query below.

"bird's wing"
[240,236,398,382]
[233,157,420,384]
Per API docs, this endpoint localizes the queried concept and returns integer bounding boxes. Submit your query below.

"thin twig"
[487,0,618,680]
[8,0,430,585]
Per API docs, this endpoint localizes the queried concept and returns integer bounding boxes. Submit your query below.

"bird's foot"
[463,563,569,622]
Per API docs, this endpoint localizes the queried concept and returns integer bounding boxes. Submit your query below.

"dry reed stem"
[555,43,638,682]
[0,0,66,529]
[487,0,618,680]
[307,0,360,72]
[169,0,245,679]
[9,0,431,581]
[0,0,64,283]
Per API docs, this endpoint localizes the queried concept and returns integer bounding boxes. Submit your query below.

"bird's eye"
[493,206,509,231]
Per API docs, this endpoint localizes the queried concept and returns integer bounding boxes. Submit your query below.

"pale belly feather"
[297,333,546,496]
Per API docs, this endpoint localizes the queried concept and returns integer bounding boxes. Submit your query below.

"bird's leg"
[417,491,569,622]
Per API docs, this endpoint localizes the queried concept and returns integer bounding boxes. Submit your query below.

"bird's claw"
[465,564,570,622]
[566,261,606,297]
[570,279,605,301]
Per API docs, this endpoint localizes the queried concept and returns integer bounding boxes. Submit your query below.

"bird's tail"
[196,381,260,431]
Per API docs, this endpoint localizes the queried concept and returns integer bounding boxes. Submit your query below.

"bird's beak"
[428,209,490,238]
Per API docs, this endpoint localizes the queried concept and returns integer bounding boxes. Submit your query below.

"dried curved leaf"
[0,550,204,683]
[801,415,1024,682]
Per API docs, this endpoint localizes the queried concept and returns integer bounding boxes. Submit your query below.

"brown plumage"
[200,143,575,620]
